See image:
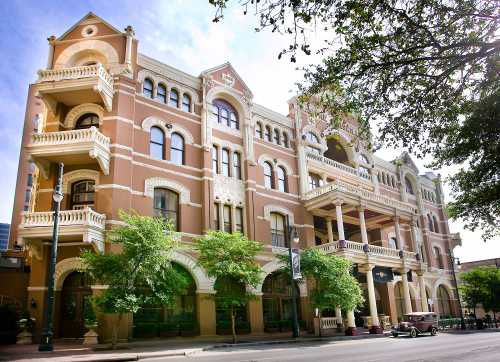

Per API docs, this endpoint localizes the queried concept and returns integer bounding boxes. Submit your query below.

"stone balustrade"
[320,317,338,330]
[37,64,114,88]
[31,127,110,149]
[20,208,106,229]
[306,152,371,180]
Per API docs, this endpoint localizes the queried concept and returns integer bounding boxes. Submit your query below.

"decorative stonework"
[53,39,119,72]
[141,116,194,144]
[54,257,84,291]
[62,169,100,194]
[213,174,245,204]
[65,103,105,129]
[222,73,235,87]
[257,259,308,296]
[263,205,295,225]
[171,250,215,293]
[144,177,190,204]
[257,154,293,175]
[81,24,98,38]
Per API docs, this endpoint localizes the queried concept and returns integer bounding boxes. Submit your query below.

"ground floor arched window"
[133,263,197,338]
[215,277,250,335]
[262,272,301,332]
[437,285,453,318]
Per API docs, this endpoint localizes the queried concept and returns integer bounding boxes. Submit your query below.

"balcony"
[17,208,106,253]
[34,64,114,113]
[26,127,110,178]
[314,240,421,269]
[306,152,372,183]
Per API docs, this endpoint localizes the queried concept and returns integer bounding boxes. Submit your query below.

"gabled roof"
[397,151,419,173]
[201,62,253,98]
[57,12,123,41]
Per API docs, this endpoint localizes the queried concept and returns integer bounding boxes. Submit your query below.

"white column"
[326,217,334,243]
[124,25,134,65]
[335,306,343,326]
[335,202,345,240]
[359,207,368,244]
[346,310,356,328]
[394,215,403,250]
[401,270,413,314]
[46,35,56,69]
[365,266,380,327]
[418,272,429,312]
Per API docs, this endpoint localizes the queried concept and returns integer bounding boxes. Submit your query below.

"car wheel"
[410,328,417,338]
[392,332,399,338]
[430,327,437,336]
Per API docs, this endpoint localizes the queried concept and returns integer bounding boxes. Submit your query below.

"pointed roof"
[201,62,253,98]
[397,151,419,173]
[57,12,123,41]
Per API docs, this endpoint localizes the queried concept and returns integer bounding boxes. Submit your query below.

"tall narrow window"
[153,188,179,230]
[169,89,179,107]
[212,145,219,173]
[214,203,220,230]
[433,247,444,269]
[256,123,263,138]
[220,108,229,126]
[233,152,242,180]
[170,132,184,165]
[221,148,230,177]
[143,78,154,98]
[150,126,165,160]
[265,126,272,142]
[210,104,220,123]
[182,93,191,112]
[433,216,440,233]
[156,84,167,103]
[274,129,281,145]
[405,177,414,195]
[71,180,95,210]
[235,207,244,234]
[427,214,434,232]
[270,212,286,248]
[223,205,232,232]
[277,166,287,192]
[263,162,274,189]
[282,132,289,148]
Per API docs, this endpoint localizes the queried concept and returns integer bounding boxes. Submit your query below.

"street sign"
[291,248,302,280]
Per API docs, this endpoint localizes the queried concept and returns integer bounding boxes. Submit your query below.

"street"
[144,331,500,362]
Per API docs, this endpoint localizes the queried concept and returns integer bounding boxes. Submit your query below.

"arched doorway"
[133,263,197,338]
[437,285,453,318]
[59,271,92,338]
[262,272,301,332]
[215,277,250,335]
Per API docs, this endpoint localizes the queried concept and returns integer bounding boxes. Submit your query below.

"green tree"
[210,0,500,240]
[481,267,500,325]
[81,211,190,348]
[460,266,500,323]
[194,230,263,343]
[278,249,364,317]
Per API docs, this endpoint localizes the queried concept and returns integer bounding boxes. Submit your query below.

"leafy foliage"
[209,0,500,240]
[278,248,364,313]
[460,266,500,316]
[81,211,190,346]
[194,230,263,342]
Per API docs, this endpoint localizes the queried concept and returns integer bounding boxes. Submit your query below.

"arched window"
[169,89,179,107]
[221,148,230,177]
[262,272,301,326]
[255,123,263,138]
[156,83,167,103]
[263,161,274,189]
[75,113,99,129]
[150,126,165,160]
[305,132,319,144]
[170,132,184,165]
[405,176,414,195]
[433,216,440,233]
[437,285,452,317]
[182,93,191,112]
[270,212,286,247]
[265,125,272,141]
[282,132,289,148]
[153,188,179,230]
[211,99,239,130]
[274,129,281,145]
[233,152,242,180]
[212,145,219,173]
[143,78,154,98]
[277,166,287,192]
[433,246,444,269]
[427,214,434,232]
[308,173,322,190]
[71,180,95,210]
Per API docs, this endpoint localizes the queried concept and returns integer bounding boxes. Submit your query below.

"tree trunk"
[231,307,236,344]
[112,313,122,350]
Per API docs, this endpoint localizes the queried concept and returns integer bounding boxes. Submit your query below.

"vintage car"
[392,312,438,338]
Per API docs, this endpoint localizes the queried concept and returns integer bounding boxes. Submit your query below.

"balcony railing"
[37,64,114,86]
[307,152,371,181]
[20,208,106,229]
[31,127,110,149]
[303,179,415,214]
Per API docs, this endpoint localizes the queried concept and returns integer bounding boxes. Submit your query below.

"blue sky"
[0,0,498,261]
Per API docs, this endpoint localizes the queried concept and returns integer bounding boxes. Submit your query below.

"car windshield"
[403,315,417,322]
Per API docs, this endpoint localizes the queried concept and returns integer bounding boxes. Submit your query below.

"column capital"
[399,267,411,275]
[357,204,367,212]
[333,198,344,206]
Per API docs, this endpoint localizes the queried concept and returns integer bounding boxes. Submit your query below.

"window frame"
[156,83,167,103]
[143,78,154,99]
[263,161,274,189]
[233,152,242,180]
[270,212,287,248]
[153,188,180,231]
[212,99,239,130]
[170,132,185,165]
[182,93,191,112]
[277,166,287,193]
[212,145,219,173]
[256,123,263,138]
[223,204,232,233]
[221,148,230,177]
[169,88,179,107]
[150,126,165,160]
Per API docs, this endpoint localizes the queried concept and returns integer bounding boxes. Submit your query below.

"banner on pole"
[291,248,302,280]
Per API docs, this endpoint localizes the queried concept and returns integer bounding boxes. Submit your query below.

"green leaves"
[460,267,500,314]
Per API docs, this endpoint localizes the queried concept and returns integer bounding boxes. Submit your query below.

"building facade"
[10,13,462,342]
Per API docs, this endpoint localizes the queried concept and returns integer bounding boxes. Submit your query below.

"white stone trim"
[62,169,100,194]
[170,250,215,293]
[64,103,105,129]
[54,257,84,291]
[257,259,307,297]
[54,39,120,72]
[144,177,191,204]
[257,154,293,175]
[141,116,194,145]
[263,204,295,225]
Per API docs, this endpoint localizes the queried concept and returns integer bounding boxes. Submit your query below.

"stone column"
[124,25,135,66]
[335,202,345,240]
[394,215,403,250]
[417,272,429,312]
[401,270,413,314]
[248,294,265,335]
[365,265,382,333]
[326,217,334,244]
[335,306,343,329]
[197,292,217,336]
[410,217,420,255]
[358,207,368,244]
[46,35,56,69]
[345,310,358,335]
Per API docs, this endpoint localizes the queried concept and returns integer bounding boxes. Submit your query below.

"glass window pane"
[235,207,243,233]
[212,146,219,173]
[169,89,179,107]
[222,149,230,176]
[182,94,191,112]
[151,127,164,143]
[233,152,241,179]
[223,205,232,232]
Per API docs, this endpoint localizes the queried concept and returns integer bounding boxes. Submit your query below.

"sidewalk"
[0,331,390,362]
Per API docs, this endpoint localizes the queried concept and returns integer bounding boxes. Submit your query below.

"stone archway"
[54,257,85,291]
[170,250,214,293]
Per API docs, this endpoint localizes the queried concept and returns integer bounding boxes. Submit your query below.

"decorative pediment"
[399,152,419,173]
[57,12,123,41]
[202,62,253,98]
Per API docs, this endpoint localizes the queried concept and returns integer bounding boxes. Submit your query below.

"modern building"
[0,224,10,251]
[9,12,462,342]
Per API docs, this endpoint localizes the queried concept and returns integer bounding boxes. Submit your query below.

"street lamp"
[449,254,466,330]
[286,215,301,338]
[39,163,64,352]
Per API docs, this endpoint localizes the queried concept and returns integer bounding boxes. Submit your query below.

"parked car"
[392,312,438,338]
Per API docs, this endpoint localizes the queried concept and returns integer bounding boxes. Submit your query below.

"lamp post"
[39,163,64,352]
[449,253,466,330]
[286,215,301,338]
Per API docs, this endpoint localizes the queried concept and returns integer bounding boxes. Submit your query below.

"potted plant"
[16,313,35,345]
[83,298,99,346]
